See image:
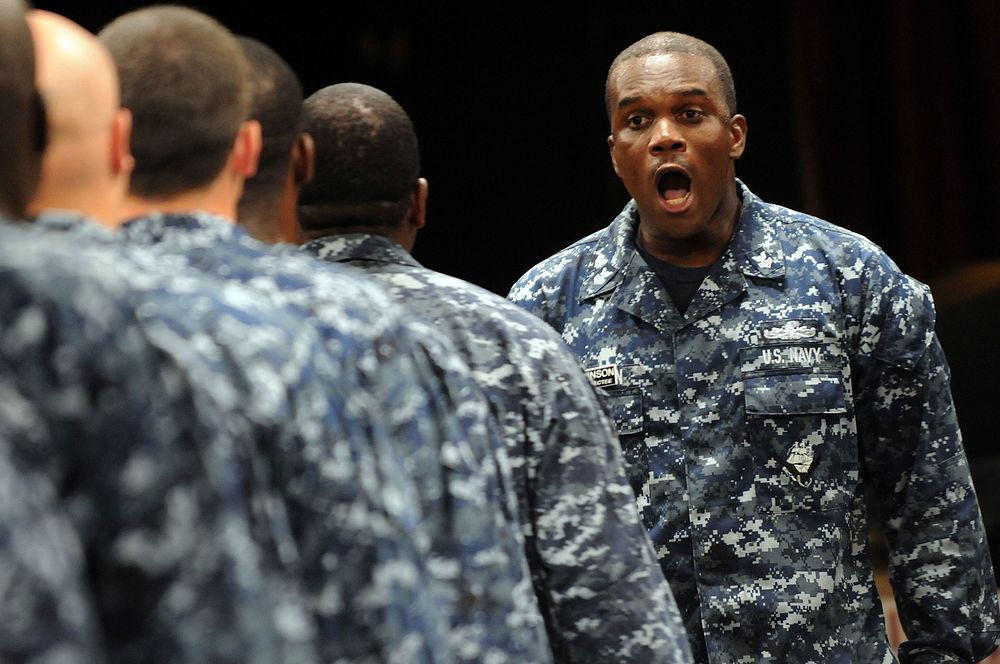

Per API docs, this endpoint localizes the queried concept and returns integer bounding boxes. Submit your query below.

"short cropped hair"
[237,35,303,213]
[98,5,250,199]
[605,31,737,120]
[298,83,419,234]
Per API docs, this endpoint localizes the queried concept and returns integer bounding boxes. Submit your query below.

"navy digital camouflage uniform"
[0,380,99,663]
[10,216,451,663]
[305,232,693,664]
[508,180,1000,663]
[0,220,320,663]
[120,212,549,663]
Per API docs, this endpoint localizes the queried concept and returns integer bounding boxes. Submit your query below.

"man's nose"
[649,117,685,154]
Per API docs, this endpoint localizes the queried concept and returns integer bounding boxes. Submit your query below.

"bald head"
[0,0,43,219]
[27,9,132,225]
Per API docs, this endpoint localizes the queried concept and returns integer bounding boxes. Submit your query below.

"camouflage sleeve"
[0,387,101,664]
[531,349,693,663]
[851,257,1000,662]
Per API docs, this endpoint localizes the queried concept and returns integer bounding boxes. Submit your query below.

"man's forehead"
[612,52,720,103]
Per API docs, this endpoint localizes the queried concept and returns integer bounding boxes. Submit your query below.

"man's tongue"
[663,187,689,202]
[660,172,691,203]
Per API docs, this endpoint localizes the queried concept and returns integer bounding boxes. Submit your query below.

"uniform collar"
[33,210,116,240]
[303,232,421,269]
[121,210,248,245]
[728,181,786,281]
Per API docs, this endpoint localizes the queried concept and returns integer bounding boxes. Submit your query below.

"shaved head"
[99,5,250,200]
[299,83,420,234]
[27,9,132,224]
[0,0,43,218]
[605,31,737,120]
[236,35,308,243]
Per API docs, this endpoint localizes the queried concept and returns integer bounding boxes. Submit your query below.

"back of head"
[236,35,304,230]
[27,9,125,222]
[0,0,43,218]
[298,83,419,235]
[605,31,737,119]
[98,5,249,199]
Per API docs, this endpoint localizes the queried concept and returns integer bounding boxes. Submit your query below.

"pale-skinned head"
[27,9,133,226]
[98,5,259,219]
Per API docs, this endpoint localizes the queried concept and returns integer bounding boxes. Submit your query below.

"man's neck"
[119,173,241,222]
[637,184,742,267]
[120,190,236,223]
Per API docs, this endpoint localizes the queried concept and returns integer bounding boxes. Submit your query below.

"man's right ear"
[407,177,428,230]
[292,132,315,187]
[607,134,621,177]
[110,107,135,177]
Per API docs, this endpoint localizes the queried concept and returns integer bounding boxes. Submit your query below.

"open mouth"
[657,169,692,206]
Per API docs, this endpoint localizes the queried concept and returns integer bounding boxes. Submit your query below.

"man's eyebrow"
[616,87,711,112]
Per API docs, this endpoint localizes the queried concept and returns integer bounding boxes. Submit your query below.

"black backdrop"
[32,1,806,296]
[29,1,1000,297]
[31,0,1000,572]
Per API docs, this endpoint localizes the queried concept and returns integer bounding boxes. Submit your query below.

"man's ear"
[729,114,747,160]
[232,119,262,178]
[110,107,135,177]
[407,177,428,230]
[292,132,314,187]
[608,134,621,177]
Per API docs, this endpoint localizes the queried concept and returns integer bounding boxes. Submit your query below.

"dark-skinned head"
[236,35,304,236]
[605,32,747,266]
[605,31,737,121]
[98,5,249,199]
[298,83,419,236]
[0,0,44,218]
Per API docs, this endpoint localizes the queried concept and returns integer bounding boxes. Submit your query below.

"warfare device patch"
[783,440,816,487]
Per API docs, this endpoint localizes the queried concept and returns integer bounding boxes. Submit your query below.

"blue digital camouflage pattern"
[120,212,548,663]
[508,180,1000,663]
[0,220,319,663]
[0,380,99,663]
[13,216,451,663]
[304,232,694,664]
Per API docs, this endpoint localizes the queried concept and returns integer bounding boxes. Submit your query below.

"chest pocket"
[740,342,856,513]
[601,385,643,436]
[593,382,646,500]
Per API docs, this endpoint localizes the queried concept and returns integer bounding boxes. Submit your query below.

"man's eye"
[679,109,704,121]
[626,115,651,129]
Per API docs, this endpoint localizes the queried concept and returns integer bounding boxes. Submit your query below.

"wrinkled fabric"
[305,232,693,664]
[0,380,98,664]
[120,212,545,663]
[0,221,318,663]
[14,216,449,663]
[508,181,1000,663]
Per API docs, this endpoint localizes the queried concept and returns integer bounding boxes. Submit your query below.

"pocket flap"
[744,372,847,415]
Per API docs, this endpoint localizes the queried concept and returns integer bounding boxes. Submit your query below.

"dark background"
[33,1,1000,298]
[34,0,1000,435]
[30,0,1000,573]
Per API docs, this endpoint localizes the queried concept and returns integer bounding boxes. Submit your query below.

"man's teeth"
[665,192,690,204]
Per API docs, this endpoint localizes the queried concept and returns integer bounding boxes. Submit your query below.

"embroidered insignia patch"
[751,249,774,269]
[783,440,815,487]
[763,319,818,341]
